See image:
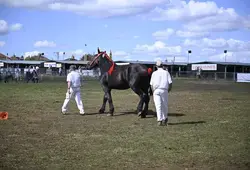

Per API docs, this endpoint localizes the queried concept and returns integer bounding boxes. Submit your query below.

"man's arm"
[150,73,155,92]
[66,74,71,92]
[167,71,172,92]
[168,83,172,92]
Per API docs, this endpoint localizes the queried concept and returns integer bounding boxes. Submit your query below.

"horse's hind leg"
[141,89,150,118]
[130,86,144,117]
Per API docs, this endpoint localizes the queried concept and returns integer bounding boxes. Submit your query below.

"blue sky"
[0,0,250,63]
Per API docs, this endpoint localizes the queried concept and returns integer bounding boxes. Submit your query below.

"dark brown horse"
[87,48,153,118]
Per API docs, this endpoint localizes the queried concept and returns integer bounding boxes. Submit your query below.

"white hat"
[156,60,162,66]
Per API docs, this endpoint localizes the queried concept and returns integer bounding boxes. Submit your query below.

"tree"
[10,54,20,60]
[64,55,77,61]
[80,53,95,61]
[24,54,49,61]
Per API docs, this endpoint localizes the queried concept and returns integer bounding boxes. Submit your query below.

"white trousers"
[62,87,84,113]
[153,89,169,121]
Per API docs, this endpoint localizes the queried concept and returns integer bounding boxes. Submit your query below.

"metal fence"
[0,67,238,83]
[171,71,237,81]
[0,67,100,82]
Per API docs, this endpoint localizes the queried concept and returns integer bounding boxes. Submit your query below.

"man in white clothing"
[61,65,85,115]
[150,60,172,126]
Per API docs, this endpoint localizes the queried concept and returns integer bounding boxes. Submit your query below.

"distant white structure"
[116,63,130,65]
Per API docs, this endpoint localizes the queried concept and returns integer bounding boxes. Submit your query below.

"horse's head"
[86,47,112,70]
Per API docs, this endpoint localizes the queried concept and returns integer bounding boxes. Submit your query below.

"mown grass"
[0,79,250,170]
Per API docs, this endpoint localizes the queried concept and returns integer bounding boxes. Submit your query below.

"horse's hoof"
[107,113,113,116]
[141,114,146,118]
[99,109,105,114]
[137,111,142,117]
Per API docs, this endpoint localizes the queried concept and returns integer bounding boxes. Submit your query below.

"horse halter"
[89,51,113,67]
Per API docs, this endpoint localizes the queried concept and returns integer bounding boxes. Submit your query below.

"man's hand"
[168,83,172,92]
[67,88,71,94]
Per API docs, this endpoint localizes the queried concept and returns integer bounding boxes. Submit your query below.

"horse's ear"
[97,47,101,53]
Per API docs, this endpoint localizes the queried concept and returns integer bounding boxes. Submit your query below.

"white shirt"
[150,68,172,90]
[15,68,20,73]
[67,70,81,88]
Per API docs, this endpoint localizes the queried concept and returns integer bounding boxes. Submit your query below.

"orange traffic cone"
[0,112,8,120]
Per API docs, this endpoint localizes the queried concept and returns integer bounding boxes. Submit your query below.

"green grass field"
[0,79,250,170]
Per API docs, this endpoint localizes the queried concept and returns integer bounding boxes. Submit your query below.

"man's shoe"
[157,121,162,126]
[162,118,168,126]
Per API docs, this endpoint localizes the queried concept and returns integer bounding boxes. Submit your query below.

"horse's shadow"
[84,110,206,125]
[86,110,185,117]
[168,121,206,125]
[116,110,186,117]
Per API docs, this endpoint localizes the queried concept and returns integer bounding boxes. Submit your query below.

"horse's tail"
[147,68,153,96]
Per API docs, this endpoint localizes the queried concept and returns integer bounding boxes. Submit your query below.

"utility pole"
[224,50,227,80]
[171,56,175,75]
[224,50,227,62]
[63,52,65,60]
[187,50,192,63]
[38,53,44,60]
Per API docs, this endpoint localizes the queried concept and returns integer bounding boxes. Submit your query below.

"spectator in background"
[163,65,168,71]
[197,67,202,79]
[59,67,62,76]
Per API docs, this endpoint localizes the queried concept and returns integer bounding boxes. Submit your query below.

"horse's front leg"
[99,93,108,114]
[106,90,114,116]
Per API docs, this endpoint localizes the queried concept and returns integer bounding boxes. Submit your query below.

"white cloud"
[24,51,41,58]
[184,8,247,32]
[104,24,108,28]
[182,38,250,63]
[176,30,210,38]
[200,48,217,55]
[55,49,86,59]
[34,40,56,48]
[0,41,5,47]
[113,50,131,60]
[154,56,187,62]
[113,50,128,56]
[0,20,22,35]
[133,35,139,39]
[0,20,8,35]
[133,41,182,57]
[71,49,86,56]
[152,28,175,40]
[10,23,22,31]
[209,51,250,63]
[183,38,250,52]
[144,0,249,32]
[145,0,221,21]
[0,0,171,17]
[183,39,198,47]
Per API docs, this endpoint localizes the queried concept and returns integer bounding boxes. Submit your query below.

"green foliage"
[24,55,49,61]
[80,54,95,61]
